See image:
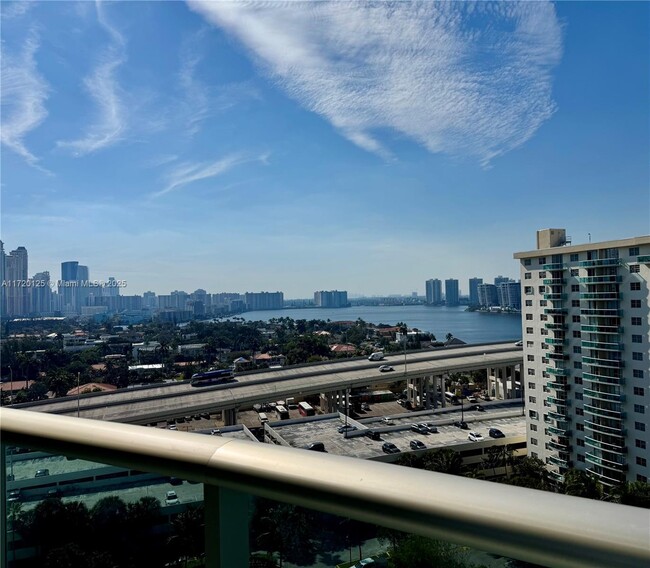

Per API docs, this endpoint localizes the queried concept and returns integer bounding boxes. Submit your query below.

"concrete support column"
[441,374,447,408]
[500,367,508,400]
[205,485,250,568]
[223,408,238,426]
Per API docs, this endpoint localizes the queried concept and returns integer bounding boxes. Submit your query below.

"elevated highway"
[15,342,523,424]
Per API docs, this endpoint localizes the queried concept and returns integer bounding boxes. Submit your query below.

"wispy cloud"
[1,1,34,20]
[0,29,51,170]
[188,1,562,165]
[152,152,270,198]
[57,1,127,155]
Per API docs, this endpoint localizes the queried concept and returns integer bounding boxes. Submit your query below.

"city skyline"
[1,1,648,297]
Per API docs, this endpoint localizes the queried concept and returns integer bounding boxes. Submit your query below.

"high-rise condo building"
[30,271,53,315]
[244,291,284,311]
[514,228,650,487]
[478,283,499,308]
[60,261,79,314]
[0,241,6,317]
[6,246,28,316]
[445,279,459,306]
[469,277,483,306]
[425,279,443,305]
[314,290,348,308]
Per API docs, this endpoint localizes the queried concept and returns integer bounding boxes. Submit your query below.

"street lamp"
[77,372,81,418]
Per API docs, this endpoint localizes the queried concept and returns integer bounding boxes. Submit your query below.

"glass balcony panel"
[544,308,568,315]
[584,436,626,454]
[583,388,623,403]
[584,419,625,437]
[544,293,567,301]
[542,263,567,270]
[579,276,621,284]
[582,372,624,386]
[583,356,624,368]
[584,404,622,419]
[578,258,621,267]
[580,309,622,317]
[544,337,566,345]
[581,340,623,351]
[543,278,566,285]
[580,324,624,334]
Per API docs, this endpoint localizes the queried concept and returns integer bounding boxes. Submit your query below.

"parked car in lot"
[306,442,326,452]
[35,469,50,478]
[453,421,469,430]
[466,395,478,403]
[378,365,394,372]
[165,490,180,505]
[411,424,429,434]
[382,442,400,454]
[424,423,438,433]
[351,558,376,567]
[489,428,505,439]
[380,417,394,425]
[409,440,426,450]
[338,424,357,434]
[468,432,484,442]
[361,402,371,411]
[365,430,381,440]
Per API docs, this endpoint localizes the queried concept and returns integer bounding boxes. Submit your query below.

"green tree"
[388,535,472,568]
[167,504,205,568]
[561,469,603,500]
[611,481,650,508]
[506,457,551,491]
[423,449,463,475]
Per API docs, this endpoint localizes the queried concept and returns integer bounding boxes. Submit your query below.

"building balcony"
[583,388,624,404]
[548,439,571,452]
[585,453,626,472]
[542,263,567,271]
[544,293,567,301]
[579,276,622,284]
[543,278,566,285]
[581,340,623,351]
[584,403,623,419]
[544,337,566,345]
[544,307,568,315]
[546,380,570,391]
[546,366,570,376]
[580,309,622,317]
[546,396,569,407]
[547,455,571,469]
[584,436,627,455]
[581,324,624,334]
[547,410,571,422]
[579,292,621,301]
[545,323,567,331]
[584,419,625,437]
[582,372,624,386]
[578,258,622,268]
[547,352,569,361]
[636,255,650,263]
[583,356,624,369]
[3,409,647,568]
[546,424,571,437]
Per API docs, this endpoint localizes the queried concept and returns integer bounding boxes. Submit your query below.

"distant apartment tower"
[245,291,284,311]
[425,279,443,305]
[143,291,157,309]
[0,241,6,317]
[314,290,348,308]
[498,280,521,310]
[30,271,53,315]
[514,228,650,487]
[5,246,29,316]
[468,277,483,306]
[60,261,90,314]
[477,283,499,308]
[445,279,459,306]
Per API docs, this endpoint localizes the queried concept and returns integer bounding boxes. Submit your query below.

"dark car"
[453,421,469,430]
[473,405,485,412]
[35,469,50,477]
[489,428,505,439]
[410,424,428,435]
[409,440,426,450]
[306,442,326,452]
[338,425,357,434]
[365,430,381,440]
[382,442,400,454]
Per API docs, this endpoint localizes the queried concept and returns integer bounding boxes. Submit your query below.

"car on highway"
[338,424,357,434]
[489,428,505,439]
[424,423,439,433]
[466,395,478,403]
[473,405,485,412]
[411,424,429,435]
[351,558,376,568]
[514,340,523,346]
[378,365,394,372]
[165,490,180,505]
[380,417,394,425]
[382,442,400,454]
[468,432,484,442]
[7,489,21,503]
[409,440,426,450]
[453,421,469,430]
[35,469,50,478]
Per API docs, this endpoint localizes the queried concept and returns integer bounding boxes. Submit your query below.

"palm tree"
[423,448,463,475]
[167,505,204,568]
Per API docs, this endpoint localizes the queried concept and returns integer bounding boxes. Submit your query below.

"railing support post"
[204,485,250,568]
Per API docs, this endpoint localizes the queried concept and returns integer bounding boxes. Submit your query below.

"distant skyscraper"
[468,277,483,306]
[478,283,499,308]
[30,271,53,315]
[245,291,284,311]
[143,291,157,309]
[6,246,28,316]
[103,276,120,297]
[445,279,459,306]
[425,279,442,304]
[60,261,79,313]
[0,241,6,317]
[494,275,511,287]
[77,265,90,310]
[314,290,348,308]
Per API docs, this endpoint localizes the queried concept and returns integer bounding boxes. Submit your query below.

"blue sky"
[1,1,648,297]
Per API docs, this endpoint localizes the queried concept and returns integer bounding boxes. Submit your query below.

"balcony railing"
[581,340,623,351]
[578,258,621,267]
[581,324,623,334]
[2,408,648,568]
[579,276,621,284]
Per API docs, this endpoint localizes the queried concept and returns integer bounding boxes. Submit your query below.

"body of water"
[234,305,522,345]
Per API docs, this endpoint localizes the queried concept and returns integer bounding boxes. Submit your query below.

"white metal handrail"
[1,407,648,568]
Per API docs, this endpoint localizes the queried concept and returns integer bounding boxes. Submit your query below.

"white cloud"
[1,1,34,20]
[57,1,127,155]
[0,30,50,169]
[152,152,269,198]
[187,0,562,165]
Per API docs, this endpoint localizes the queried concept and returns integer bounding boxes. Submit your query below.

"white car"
[165,490,180,505]
[380,417,394,425]
[468,432,484,442]
[378,365,394,372]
